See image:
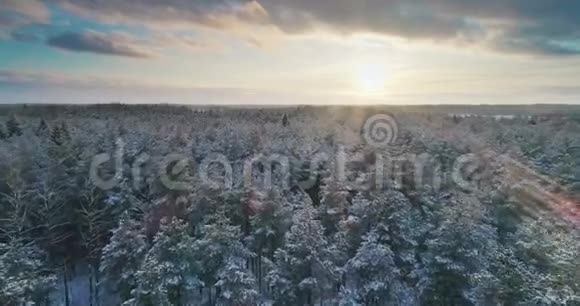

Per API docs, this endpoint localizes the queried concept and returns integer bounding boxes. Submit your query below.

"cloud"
[0,69,161,88]
[0,69,104,86]
[149,32,223,51]
[10,30,42,42]
[49,0,267,29]
[489,22,580,56]
[0,69,321,104]
[42,0,580,56]
[492,36,580,56]
[0,0,50,22]
[0,0,50,41]
[257,1,463,38]
[2,1,577,56]
[0,70,55,84]
[0,0,50,27]
[46,30,156,58]
[257,0,580,55]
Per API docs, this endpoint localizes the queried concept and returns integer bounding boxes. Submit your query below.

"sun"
[355,63,389,95]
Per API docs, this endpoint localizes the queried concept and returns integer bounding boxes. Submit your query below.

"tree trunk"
[94,264,100,306]
[63,262,70,306]
[208,285,212,306]
[89,263,94,306]
[258,250,262,293]
[269,236,276,259]
[306,262,312,306]
[216,286,221,304]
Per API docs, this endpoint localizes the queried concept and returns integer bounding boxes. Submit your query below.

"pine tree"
[334,193,373,258]
[77,184,117,306]
[50,122,71,145]
[36,118,49,136]
[501,218,580,305]
[340,231,402,305]
[319,167,350,236]
[0,242,56,305]
[338,288,362,306]
[100,213,147,303]
[131,218,202,305]
[420,195,499,305]
[195,209,253,304]
[215,256,259,305]
[267,205,338,305]
[28,182,77,306]
[0,185,32,242]
[372,190,426,286]
[6,114,22,137]
[250,192,291,259]
[50,124,62,145]
[0,126,6,139]
[60,122,71,141]
[249,192,291,294]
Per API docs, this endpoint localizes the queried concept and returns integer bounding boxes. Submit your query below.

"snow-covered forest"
[0,104,578,305]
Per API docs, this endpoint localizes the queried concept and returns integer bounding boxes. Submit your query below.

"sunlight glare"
[355,62,389,95]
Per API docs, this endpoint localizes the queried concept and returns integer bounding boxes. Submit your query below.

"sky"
[1,0,580,105]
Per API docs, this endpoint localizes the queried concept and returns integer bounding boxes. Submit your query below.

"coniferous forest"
[0,104,578,306]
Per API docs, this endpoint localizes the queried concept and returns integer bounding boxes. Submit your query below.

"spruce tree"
[0,243,56,305]
[77,184,117,306]
[195,209,253,304]
[50,124,63,145]
[60,122,71,141]
[131,218,202,305]
[268,205,338,305]
[36,118,49,136]
[6,114,22,137]
[215,256,259,305]
[420,196,499,305]
[250,193,291,259]
[340,231,401,305]
[50,122,71,145]
[100,213,147,302]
